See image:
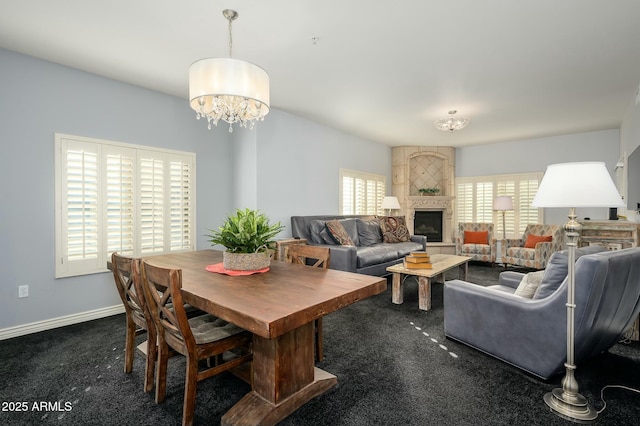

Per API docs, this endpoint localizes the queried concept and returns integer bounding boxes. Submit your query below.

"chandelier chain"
[228,16,233,58]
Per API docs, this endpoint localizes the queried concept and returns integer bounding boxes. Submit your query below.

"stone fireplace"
[392,146,456,254]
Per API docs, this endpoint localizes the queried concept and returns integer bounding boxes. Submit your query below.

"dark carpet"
[1,263,639,425]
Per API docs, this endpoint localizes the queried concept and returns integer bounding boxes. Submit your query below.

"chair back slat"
[286,245,330,269]
[112,253,146,322]
[141,261,195,352]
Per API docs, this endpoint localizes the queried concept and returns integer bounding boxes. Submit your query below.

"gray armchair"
[444,246,640,379]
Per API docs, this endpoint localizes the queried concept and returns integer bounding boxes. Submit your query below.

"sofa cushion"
[533,245,608,299]
[309,220,335,245]
[514,270,545,298]
[393,241,426,258]
[357,218,383,246]
[356,245,402,267]
[378,216,411,243]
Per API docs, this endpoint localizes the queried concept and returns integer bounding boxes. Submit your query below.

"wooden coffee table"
[387,254,471,311]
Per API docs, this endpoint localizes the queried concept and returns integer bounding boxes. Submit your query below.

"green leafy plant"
[208,208,284,253]
[418,187,440,195]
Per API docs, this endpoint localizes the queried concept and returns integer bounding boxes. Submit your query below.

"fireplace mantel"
[406,196,455,216]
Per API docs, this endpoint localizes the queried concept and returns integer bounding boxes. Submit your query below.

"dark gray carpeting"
[1,262,639,425]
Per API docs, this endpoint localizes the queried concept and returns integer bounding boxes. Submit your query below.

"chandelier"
[189,9,270,133]
[434,110,470,132]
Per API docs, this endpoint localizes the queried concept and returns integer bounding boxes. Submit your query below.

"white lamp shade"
[493,196,513,211]
[531,162,624,208]
[381,196,401,210]
[189,57,270,112]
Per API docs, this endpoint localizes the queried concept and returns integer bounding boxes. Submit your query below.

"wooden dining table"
[142,249,387,426]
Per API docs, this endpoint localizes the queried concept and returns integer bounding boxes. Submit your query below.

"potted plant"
[208,208,285,271]
[418,187,440,196]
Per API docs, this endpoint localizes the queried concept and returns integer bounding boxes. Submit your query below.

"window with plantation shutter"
[339,169,386,215]
[455,172,543,239]
[55,134,196,278]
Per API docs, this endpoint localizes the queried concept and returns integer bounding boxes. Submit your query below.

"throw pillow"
[464,230,488,245]
[524,234,553,248]
[326,219,355,246]
[309,220,336,245]
[514,270,545,298]
[378,216,411,243]
[357,218,383,246]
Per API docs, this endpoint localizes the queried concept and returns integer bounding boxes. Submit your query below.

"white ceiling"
[2,0,640,147]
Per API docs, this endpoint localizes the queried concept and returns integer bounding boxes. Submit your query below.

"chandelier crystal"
[434,110,470,132]
[189,9,270,133]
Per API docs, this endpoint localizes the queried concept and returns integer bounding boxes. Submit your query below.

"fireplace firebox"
[414,211,443,242]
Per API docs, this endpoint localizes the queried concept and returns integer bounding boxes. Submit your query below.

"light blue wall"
[0,48,234,329]
[0,48,392,331]
[456,129,621,226]
[255,109,393,237]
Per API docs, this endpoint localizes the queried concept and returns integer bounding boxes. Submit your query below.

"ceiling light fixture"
[189,9,270,133]
[434,110,470,132]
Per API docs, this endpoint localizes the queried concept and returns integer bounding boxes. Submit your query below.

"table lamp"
[531,162,624,423]
[493,196,513,239]
[381,196,401,216]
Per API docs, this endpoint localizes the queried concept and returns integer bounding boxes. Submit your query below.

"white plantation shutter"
[455,173,543,239]
[105,148,135,256]
[139,154,165,254]
[60,140,101,275]
[517,179,540,235]
[55,134,195,278]
[169,157,193,251]
[341,176,355,214]
[475,182,494,222]
[354,178,366,214]
[456,182,474,223]
[339,169,386,215]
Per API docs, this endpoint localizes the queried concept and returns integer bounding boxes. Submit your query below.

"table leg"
[221,322,337,426]
[391,272,403,304]
[418,276,432,311]
[459,262,469,281]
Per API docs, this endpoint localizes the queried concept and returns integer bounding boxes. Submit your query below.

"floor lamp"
[381,196,401,216]
[531,162,624,423]
[493,196,513,240]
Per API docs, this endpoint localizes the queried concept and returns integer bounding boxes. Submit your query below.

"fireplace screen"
[414,211,443,242]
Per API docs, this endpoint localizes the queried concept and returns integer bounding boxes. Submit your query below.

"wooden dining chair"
[111,252,156,393]
[285,244,331,362]
[140,260,253,426]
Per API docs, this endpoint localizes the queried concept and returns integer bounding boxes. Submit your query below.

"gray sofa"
[291,215,426,276]
[444,246,640,379]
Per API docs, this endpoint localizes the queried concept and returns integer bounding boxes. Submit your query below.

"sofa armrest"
[308,244,357,272]
[498,271,525,289]
[411,234,427,251]
[503,238,524,249]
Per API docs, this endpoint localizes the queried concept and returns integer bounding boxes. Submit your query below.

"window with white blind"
[55,134,196,278]
[455,172,543,238]
[339,169,386,215]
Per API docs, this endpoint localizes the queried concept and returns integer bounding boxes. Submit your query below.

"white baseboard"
[0,304,125,341]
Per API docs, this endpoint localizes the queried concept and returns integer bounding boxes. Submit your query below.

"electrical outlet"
[18,285,29,298]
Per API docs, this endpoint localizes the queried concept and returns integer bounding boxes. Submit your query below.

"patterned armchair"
[502,224,563,269]
[455,222,496,264]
